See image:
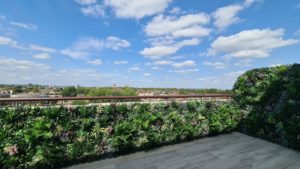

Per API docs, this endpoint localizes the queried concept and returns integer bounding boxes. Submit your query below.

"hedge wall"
[0,101,242,169]
[233,64,300,151]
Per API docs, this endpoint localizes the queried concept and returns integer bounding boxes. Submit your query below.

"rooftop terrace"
[66,132,300,169]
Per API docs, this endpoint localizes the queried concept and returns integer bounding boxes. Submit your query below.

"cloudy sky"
[0,0,299,89]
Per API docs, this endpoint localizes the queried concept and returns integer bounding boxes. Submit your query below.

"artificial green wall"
[233,64,300,151]
[0,101,241,169]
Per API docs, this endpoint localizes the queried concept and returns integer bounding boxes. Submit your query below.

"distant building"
[138,92,154,96]
[11,93,48,98]
[40,87,61,97]
[0,90,12,98]
[0,93,10,98]
[47,92,62,98]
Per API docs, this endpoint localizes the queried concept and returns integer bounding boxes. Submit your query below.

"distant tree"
[32,85,40,93]
[13,86,23,94]
[77,87,91,96]
[24,84,40,93]
[120,86,137,96]
[54,87,63,93]
[62,86,77,97]
[86,86,137,97]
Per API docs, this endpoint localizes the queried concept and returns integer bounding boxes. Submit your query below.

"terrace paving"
[66,132,300,169]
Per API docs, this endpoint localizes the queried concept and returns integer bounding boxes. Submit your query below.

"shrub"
[62,86,77,97]
[233,64,300,151]
[0,101,241,168]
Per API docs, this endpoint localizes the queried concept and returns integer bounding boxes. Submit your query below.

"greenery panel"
[233,64,300,151]
[0,101,241,169]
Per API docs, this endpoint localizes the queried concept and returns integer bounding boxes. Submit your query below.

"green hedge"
[233,64,300,151]
[0,101,241,168]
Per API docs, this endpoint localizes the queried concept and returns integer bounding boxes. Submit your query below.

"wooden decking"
[66,132,300,169]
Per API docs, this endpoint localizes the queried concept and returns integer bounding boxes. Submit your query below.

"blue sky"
[0,0,299,89]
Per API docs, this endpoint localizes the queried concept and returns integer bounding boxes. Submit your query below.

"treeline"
[62,86,231,97]
[1,83,231,97]
[62,86,137,97]
[138,88,232,95]
[0,84,55,94]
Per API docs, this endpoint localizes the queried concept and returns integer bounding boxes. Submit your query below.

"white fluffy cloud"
[176,38,200,48]
[140,38,200,59]
[140,46,178,59]
[61,36,130,59]
[75,0,97,5]
[9,21,38,31]
[224,71,245,79]
[0,36,58,53]
[153,60,174,65]
[196,71,245,89]
[294,30,300,36]
[0,57,51,82]
[244,0,255,7]
[144,73,151,76]
[47,69,102,85]
[145,13,210,38]
[203,61,227,69]
[104,0,172,19]
[212,5,243,31]
[81,4,105,17]
[142,13,209,60]
[148,36,176,46]
[87,59,103,65]
[212,0,257,31]
[0,57,50,71]
[151,66,163,70]
[233,59,252,67]
[60,48,90,59]
[128,66,141,71]
[113,60,128,65]
[172,60,196,68]
[169,7,181,14]
[32,53,51,59]
[71,37,103,50]
[169,68,199,74]
[29,44,57,53]
[0,36,18,46]
[76,0,172,19]
[208,28,299,59]
[71,36,130,51]
[151,60,196,68]
[0,15,6,20]
[103,36,131,50]
[171,26,211,38]
[0,56,109,85]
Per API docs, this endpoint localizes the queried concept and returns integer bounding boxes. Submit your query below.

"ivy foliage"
[233,64,300,151]
[0,101,241,169]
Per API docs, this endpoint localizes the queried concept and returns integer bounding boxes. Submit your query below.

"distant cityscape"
[0,83,231,99]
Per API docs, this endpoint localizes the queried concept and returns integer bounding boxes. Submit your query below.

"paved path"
[66,132,300,169]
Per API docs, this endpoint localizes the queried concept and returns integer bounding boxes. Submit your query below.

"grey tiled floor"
[66,132,300,169]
